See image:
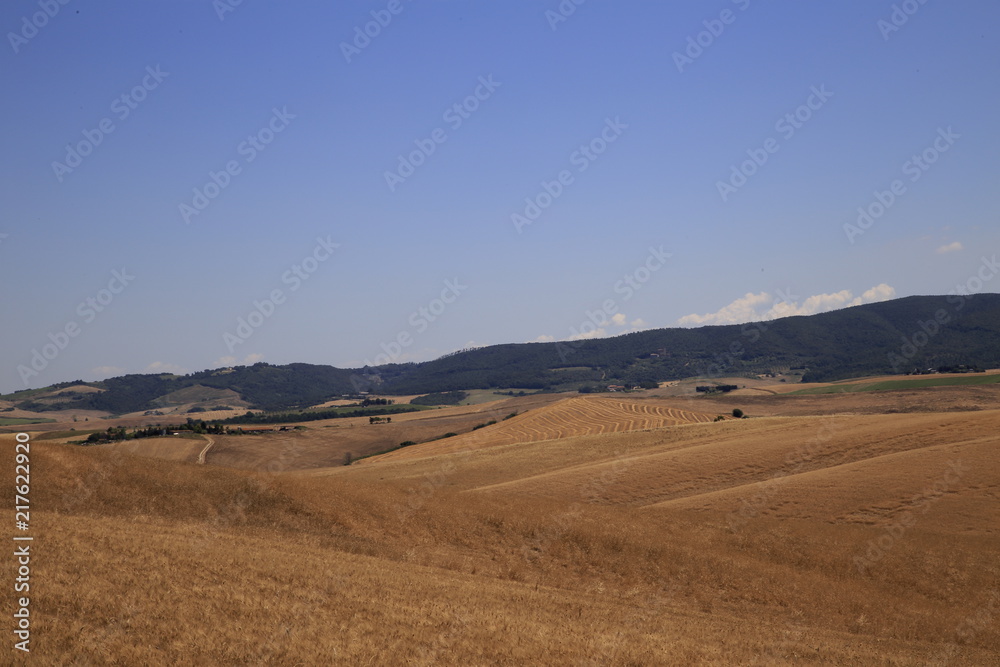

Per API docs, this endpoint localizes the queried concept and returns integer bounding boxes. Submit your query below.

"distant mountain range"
[5,294,999,414]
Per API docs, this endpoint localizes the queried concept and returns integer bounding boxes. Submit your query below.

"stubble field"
[3,387,998,664]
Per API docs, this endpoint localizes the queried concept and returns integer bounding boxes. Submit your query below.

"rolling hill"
[367,395,718,463]
[4,294,999,415]
[7,387,999,664]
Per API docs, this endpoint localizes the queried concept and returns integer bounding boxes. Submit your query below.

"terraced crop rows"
[461,397,715,448]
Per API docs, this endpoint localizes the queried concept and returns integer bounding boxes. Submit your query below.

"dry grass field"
[2,386,998,664]
[103,434,208,463]
[368,396,718,463]
[663,381,1000,419]
[198,393,565,471]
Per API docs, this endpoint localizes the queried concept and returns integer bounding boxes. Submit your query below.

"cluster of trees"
[360,397,394,406]
[696,385,738,393]
[410,391,468,406]
[217,404,421,425]
[83,420,228,444]
[86,426,133,443]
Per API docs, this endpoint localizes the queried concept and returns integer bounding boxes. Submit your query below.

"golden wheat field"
[368,396,718,463]
[2,389,999,665]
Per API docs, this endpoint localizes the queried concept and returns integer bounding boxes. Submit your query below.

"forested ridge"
[6,295,998,413]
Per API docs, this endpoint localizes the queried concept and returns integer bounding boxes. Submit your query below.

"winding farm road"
[197,436,214,464]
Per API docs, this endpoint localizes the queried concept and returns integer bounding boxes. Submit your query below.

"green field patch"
[34,429,101,441]
[0,388,49,402]
[303,404,432,416]
[152,384,243,408]
[454,389,539,405]
[411,391,468,406]
[789,374,1000,395]
[0,417,57,426]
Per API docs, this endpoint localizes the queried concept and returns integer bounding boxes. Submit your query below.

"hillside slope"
[366,395,717,463]
[8,403,999,664]
[5,294,999,415]
[375,293,1000,392]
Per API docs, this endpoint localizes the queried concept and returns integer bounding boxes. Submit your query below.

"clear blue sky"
[2,0,998,393]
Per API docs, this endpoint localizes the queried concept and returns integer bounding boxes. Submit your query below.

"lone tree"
[732,408,744,419]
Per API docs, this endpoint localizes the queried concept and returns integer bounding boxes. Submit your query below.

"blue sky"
[2,0,998,393]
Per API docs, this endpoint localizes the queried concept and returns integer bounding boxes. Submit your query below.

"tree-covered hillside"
[375,294,1000,392]
[5,294,999,413]
[7,363,358,414]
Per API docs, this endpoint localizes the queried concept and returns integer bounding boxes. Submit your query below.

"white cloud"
[678,292,772,326]
[936,241,963,254]
[537,314,650,344]
[568,327,607,341]
[768,290,856,319]
[213,353,264,368]
[851,283,896,306]
[145,361,189,375]
[679,284,896,327]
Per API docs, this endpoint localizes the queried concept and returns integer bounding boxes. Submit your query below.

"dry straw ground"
[2,389,998,665]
